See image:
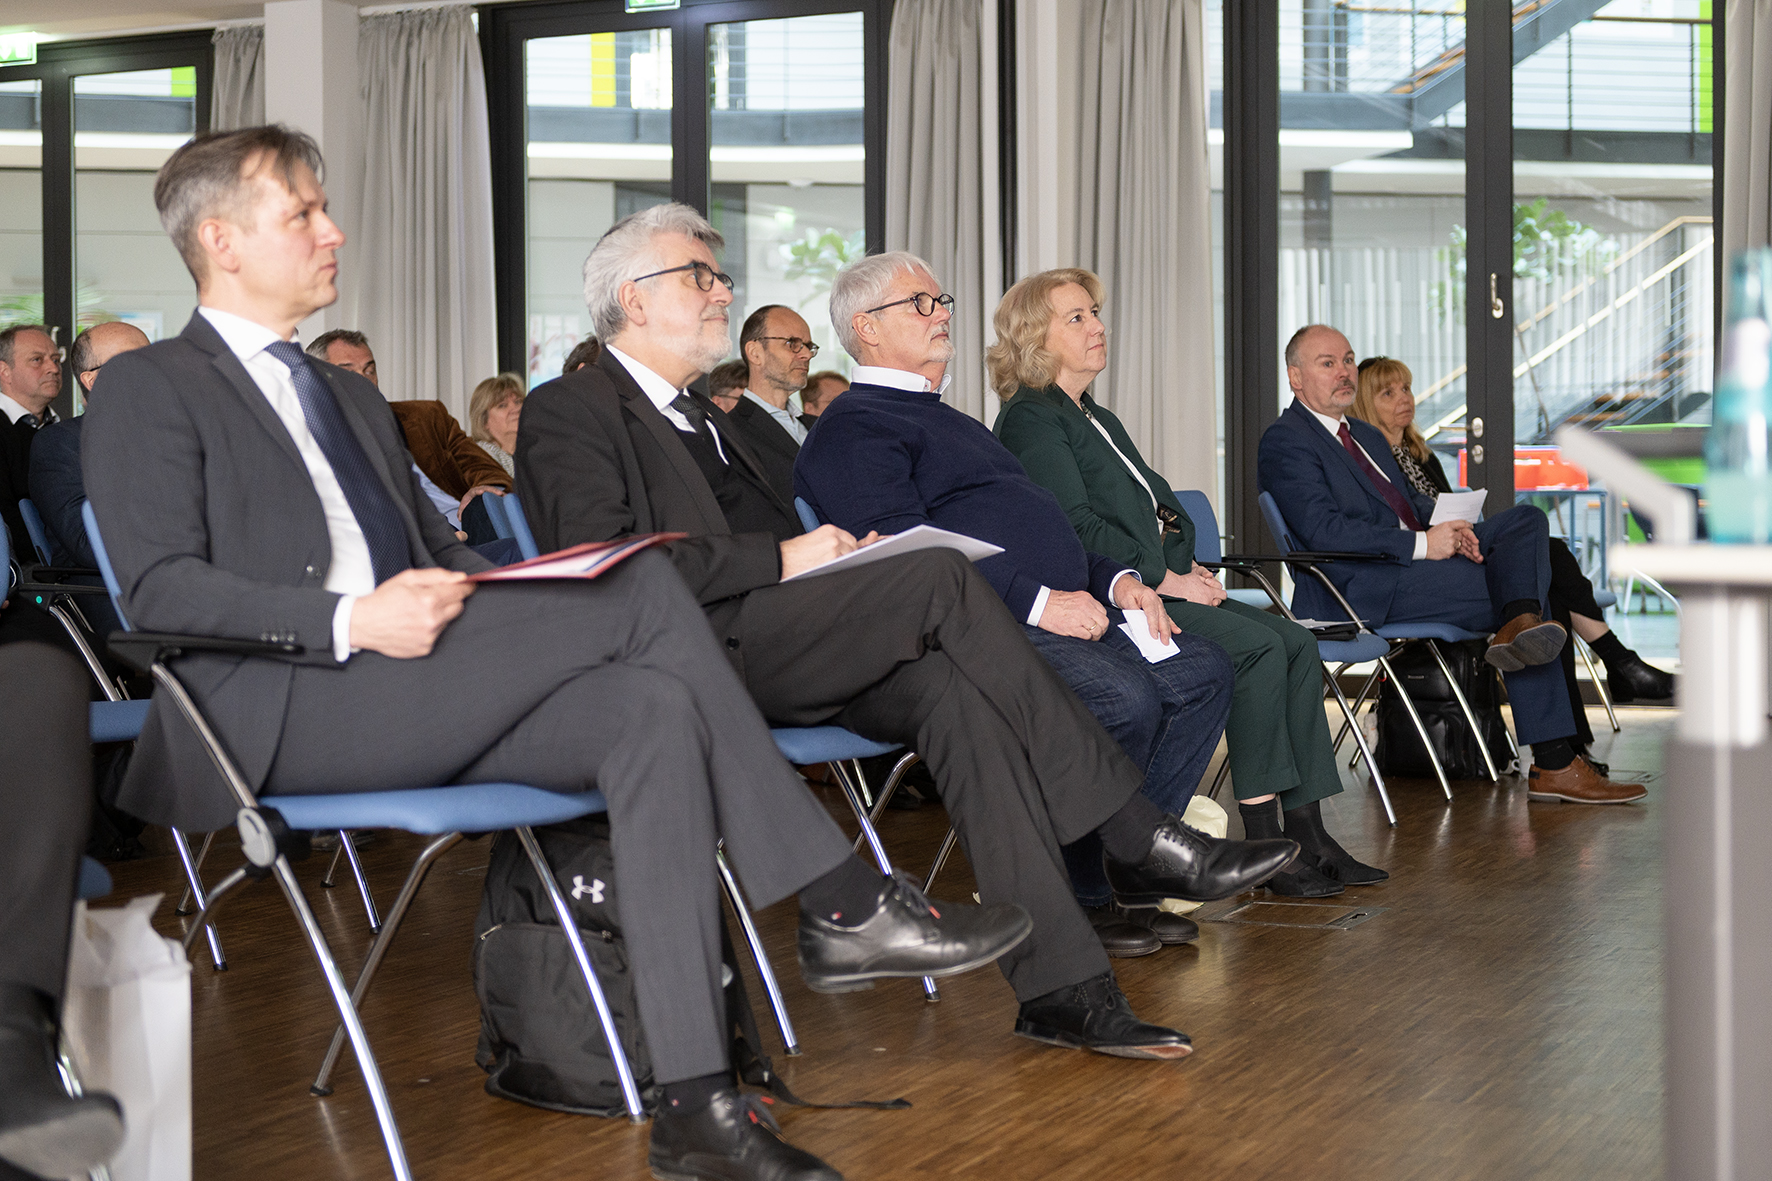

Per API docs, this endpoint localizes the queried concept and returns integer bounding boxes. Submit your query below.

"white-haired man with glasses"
[518,204,1300,1129]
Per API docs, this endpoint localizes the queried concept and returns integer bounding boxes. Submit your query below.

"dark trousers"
[1021,623,1232,907]
[1384,504,1575,746]
[262,551,854,1084]
[0,642,92,1001]
[726,549,1137,1001]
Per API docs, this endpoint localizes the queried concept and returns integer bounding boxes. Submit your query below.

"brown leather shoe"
[1526,757,1648,804]
[1485,612,1567,672]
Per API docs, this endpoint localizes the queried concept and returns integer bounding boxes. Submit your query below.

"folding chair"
[1170,490,1399,825]
[82,503,812,1177]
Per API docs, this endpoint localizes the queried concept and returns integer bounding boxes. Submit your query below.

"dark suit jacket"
[515,349,796,672]
[389,399,513,499]
[1256,399,1436,625]
[27,417,91,567]
[722,395,801,504]
[82,312,489,830]
[1,414,37,555]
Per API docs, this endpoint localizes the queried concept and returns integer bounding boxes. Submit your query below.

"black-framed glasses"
[632,260,734,292]
[863,292,954,317]
[754,335,820,357]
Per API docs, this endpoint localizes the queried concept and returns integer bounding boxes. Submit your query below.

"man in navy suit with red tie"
[1258,324,1644,805]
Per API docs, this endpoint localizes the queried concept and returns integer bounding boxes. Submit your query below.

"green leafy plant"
[1432,198,1612,316]
[781,228,866,308]
[0,286,121,331]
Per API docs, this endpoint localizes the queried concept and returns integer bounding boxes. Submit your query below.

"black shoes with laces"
[796,874,1032,994]
[1013,972,1193,1060]
[648,1088,841,1181]
[1105,819,1297,905]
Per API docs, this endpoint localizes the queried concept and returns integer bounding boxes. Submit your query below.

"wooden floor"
[105,705,1668,1181]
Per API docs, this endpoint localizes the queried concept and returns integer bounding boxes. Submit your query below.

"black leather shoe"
[1083,905,1161,957]
[1264,857,1345,897]
[1013,972,1192,1060]
[797,874,1032,994]
[1103,901,1199,945]
[1604,651,1675,703]
[1105,819,1297,905]
[648,1088,840,1181]
[0,985,124,1179]
[1311,844,1390,886]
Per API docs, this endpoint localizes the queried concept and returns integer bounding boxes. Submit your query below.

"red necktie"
[1337,422,1424,531]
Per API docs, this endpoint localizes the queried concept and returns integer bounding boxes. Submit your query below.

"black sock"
[1281,799,1333,859]
[1237,798,1283,841]
[661,1070,730,1114]
[1533,737,1577,770]
[799,857,887,926]
[1097,793,1165,865]
[1501,599,1542,624]
[1587,630,1631,667]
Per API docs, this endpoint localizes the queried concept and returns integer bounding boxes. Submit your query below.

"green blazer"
[993,383,1197,587]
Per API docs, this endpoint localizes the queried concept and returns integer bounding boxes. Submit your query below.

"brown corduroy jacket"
[389,399,513,499]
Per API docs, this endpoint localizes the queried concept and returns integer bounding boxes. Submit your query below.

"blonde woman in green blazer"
[990,269,1385,896]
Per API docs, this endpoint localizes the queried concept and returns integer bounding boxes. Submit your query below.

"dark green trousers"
[1163,598,1341,810]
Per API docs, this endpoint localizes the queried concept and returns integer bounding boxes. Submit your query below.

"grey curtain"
[1726,0,1772,258]
[886,0,993,421]
[355,6,498,419]
[210,26,265,132]
[1074,0,1218,500]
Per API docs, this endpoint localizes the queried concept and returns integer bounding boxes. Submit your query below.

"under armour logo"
[570,875,605,903]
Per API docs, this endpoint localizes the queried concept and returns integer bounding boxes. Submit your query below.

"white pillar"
[263,0,362,341]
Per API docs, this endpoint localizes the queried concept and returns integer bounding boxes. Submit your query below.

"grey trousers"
[263,551,854,1083]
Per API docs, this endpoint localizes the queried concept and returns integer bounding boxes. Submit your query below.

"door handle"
[1490,272,1504,320]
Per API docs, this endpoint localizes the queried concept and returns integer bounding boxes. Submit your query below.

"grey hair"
[829,251,935,358]
[582,203,725,342]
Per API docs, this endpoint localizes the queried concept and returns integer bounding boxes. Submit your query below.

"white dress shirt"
[608,344,729,462]
[199,307,375,660]
[741,389,808,444]
[854,364,1137,624]
[1303,402,1429,561]
[0,392,56,426]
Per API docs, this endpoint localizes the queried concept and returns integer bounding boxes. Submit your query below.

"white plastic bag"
[61,894,192,1181]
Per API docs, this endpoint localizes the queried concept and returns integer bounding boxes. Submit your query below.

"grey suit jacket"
[81,311,490,830]
[516,349,800,674]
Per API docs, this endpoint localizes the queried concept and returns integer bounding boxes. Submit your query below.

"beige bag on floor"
[1156,795,1229,917]
[62,894,192,1181]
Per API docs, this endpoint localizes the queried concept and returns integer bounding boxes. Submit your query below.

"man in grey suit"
[78,125,1032,1181]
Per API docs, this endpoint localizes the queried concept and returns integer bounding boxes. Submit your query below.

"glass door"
[0,80,44,336]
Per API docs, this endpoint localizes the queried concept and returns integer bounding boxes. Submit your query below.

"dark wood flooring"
[103,706,1668,1181]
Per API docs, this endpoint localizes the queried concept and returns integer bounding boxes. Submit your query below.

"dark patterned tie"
[264,341,411,585]
[669,392,725,463]
[1337,422,1424,531]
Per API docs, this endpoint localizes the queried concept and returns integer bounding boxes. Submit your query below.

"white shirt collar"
[0,392,40,425]
[1302,402,1346,437]
[606,344,686,415]
[741,389,808,442]
[851,365,953,398]
[199,306,298,365]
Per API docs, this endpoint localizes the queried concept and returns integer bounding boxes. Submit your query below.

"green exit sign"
[624,0,679,11]
[0,35,37,67]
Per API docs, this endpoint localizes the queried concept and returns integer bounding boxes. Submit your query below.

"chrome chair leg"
[1325,668,1395,826]
[1378,654,1453,801]
[311,833,462,1095]
[46,602,117,700]
[514,826,645,1123]
[53,1041,113,1181]
[271,857,413,1180]
[1574,634,1621,733]
[1423,640,1500,783]
[1333,667,1382,762]
[176,830,218,916]
[854,752,922,848]
[339,832,382,933]
[916,826,961,1005]
[171,828,225,970]
[715,845,799,1056]
[321,841,345,887]
[1207,758,1231,801]
[830,761,938,1000]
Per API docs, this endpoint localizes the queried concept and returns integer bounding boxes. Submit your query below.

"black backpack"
[473,816,908,1118]
[1374,638,1514,781]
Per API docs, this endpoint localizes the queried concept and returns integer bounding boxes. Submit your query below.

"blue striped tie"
[265,341,411,585]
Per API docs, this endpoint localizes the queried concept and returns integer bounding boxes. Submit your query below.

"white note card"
[1118,609,1181,664]
[1429,490,1486,526]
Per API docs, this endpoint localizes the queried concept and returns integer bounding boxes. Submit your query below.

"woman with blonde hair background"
[1349,356,1672,752]
[470,372,526,477]
[991,268,1385,897]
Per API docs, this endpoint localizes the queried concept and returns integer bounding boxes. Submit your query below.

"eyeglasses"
[632,260,735,292]
[863,292,955,317]
[754,335,820,357]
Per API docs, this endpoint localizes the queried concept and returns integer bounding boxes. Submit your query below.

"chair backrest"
[481,492,515,542]
[1172,490,1221,563]
[17,498,53,565]
[500,491,542,561]
[2,503,12,596]
[793,496,821,533]
[80,501,131,630]
[1258,492,1300,557]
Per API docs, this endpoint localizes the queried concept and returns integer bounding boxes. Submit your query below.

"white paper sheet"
[1429,490,1486,525]
[781,523,1004,581]
[1118,609,1181,663]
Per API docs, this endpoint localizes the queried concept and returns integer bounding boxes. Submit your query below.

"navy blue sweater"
[794,381,1127,621]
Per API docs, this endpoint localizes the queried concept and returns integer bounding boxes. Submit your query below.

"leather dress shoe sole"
[0,1095,125,1179]
[1485,619,1566,673]
[1526,782,1648,805]
[1011,1020,1193,1060]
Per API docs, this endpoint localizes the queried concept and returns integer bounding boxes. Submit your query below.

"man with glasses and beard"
[722,304,817,502]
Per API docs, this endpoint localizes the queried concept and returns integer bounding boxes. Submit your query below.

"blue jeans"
[1022,622,1234,906]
